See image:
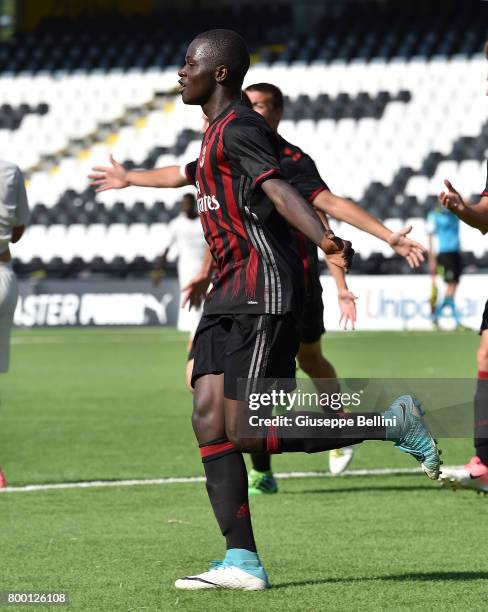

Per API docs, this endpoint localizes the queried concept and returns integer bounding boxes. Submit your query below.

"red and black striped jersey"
[185,100,304,316]
[278,136,328,298]
[483,161,488,197]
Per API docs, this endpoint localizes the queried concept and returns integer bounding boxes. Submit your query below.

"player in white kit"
[154,193,207,343]
[0,159,30,487]
[0,160,29,372]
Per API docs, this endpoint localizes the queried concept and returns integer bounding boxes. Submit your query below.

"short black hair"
[245,83,284,109]
[182,193,196,202]
[193,29,250,88]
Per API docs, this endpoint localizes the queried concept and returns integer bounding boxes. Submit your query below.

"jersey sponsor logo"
[197,194,220,213]
[195,179,220,213]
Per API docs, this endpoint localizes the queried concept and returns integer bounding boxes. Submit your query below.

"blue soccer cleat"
[384,395,441,480]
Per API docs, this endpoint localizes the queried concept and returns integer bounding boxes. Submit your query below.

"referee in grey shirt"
[0,159,29,373]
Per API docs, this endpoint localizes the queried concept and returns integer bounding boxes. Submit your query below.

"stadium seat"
[5,1,488,277]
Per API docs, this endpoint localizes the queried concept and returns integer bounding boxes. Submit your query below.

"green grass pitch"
[1,328,487,611]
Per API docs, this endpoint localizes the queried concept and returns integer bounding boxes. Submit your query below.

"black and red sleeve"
[284,152,329,203]
[184,160,198,186]
[224,119,282,188]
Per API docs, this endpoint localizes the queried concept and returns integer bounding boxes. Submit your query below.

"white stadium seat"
[0,51,485,263]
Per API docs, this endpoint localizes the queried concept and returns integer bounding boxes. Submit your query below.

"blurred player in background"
[437,42,488,492]
[243,82,427,493]
[0,159,30,488]
[426,205,463,330]
[438,174,488,492]
[153,192,206,350]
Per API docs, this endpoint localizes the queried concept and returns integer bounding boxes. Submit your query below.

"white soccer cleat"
[175,561,269,590]
[329,446,355,475]
[440,457,488,494]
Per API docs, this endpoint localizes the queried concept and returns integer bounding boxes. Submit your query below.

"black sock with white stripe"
[200,438,257,552]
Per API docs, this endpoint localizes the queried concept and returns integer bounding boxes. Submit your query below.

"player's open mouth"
[178,79,186,93]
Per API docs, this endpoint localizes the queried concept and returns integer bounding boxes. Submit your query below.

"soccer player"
[0,159,30,488]
[426,205,463,329]
[153,192,207,348]
[243,82,427,491]
[436,44,488,491]
[90,30,440,590]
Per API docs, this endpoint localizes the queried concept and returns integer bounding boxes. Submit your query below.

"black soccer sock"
[474,371,488,465]
[250,451,271,473]
[200,438,257,552]
[266,411,386,454]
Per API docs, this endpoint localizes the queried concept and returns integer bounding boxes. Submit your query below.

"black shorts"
[191,313,299,400]
[437,252,463,284]
[297,292,325,344]
[480,300,488,335]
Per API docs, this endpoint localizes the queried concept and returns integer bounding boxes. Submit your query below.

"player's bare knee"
[190,407,204,434]
[192,390,219,437]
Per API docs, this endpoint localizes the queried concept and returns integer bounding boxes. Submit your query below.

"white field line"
[0,466,462,494]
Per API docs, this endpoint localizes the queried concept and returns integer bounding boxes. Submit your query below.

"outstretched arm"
[312,189,425,268]
[326,259,357,330]
[314,208,357,329]
[181,247,214,310]
[440,179,488,234]
[88,155,190,191]
[261,178,354,271]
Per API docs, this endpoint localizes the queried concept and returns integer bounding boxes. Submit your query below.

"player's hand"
[440,179,466,215]
[338,289,358,331]
[387,225,426,268]
[88,155,129,192]
[181,274,211,311]
[321,234,354,271]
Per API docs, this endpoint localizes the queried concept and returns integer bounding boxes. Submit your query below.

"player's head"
[178,29,250,106]
[244,83,284,131]
[181,193,197,218]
